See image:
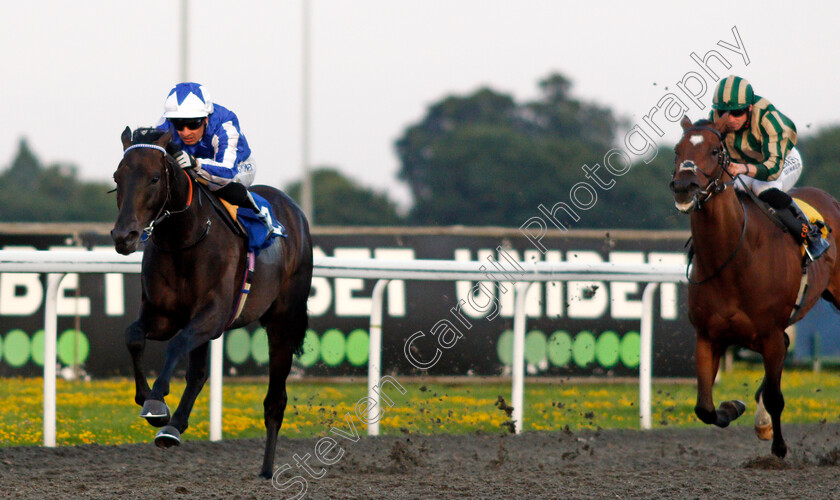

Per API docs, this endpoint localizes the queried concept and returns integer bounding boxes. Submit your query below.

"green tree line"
[2,73,838,227]
[0,139,115,222]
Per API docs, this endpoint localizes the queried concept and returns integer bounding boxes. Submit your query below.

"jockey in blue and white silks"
[155,82,282,238]
[156,82,255,190]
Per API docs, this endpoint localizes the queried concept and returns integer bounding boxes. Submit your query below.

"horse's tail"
[286,257,311,358]
[254,185,313,357]
[294,208,312,273]
[286,194,313,358]
[292,307,309,357]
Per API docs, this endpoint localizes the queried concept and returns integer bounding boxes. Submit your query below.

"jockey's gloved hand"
[173,151,197,170]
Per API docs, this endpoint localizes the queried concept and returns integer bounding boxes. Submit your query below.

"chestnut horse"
[111,127,312,478]
[670,115,840,458]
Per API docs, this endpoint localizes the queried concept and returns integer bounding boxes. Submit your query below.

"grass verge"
[1,364,838,447]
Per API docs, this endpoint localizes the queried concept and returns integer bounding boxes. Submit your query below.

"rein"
[141,168,195,238]
[123,144,211,251]
[736,176,788,231]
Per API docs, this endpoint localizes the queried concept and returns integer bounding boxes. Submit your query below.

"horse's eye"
[151,177,160,184]
[711,149,719,156]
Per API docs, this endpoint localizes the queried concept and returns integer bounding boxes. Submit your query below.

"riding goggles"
[170,118,205,131]
[727,107,749,118]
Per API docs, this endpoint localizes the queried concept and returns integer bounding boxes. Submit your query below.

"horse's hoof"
[754,395,773,441]
[140,399,171,427]
[154,425,181,448]
[719,400,746,421]
[755,423,773,441]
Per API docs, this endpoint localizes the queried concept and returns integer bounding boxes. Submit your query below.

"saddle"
[186,169,248,238]
[185,169,284,255]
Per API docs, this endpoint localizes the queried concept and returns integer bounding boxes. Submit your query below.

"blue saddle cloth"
[235,192,285,254]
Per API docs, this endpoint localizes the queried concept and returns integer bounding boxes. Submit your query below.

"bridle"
[121,144,211,251]
[674,126,747,285]
[674,125,734,211]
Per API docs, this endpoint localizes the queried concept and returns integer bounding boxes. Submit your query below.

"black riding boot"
[787,203,830,261]
[761,189,830,262]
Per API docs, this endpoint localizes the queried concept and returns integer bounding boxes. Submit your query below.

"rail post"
[639,282,658,430]
[511,281,534,434]
[43,273,65,447]
[367,279,390,436]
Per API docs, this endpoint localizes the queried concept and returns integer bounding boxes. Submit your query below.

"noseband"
[675,126,733,211]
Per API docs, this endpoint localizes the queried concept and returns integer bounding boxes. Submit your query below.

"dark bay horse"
[670,115,840,457]
[110,127,313,478]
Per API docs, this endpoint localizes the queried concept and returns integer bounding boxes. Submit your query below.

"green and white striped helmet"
[712,75,755,111]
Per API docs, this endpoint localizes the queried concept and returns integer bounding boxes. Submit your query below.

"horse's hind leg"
[694,336,746,427]
[259,303,308,479]
[761,333,789,458]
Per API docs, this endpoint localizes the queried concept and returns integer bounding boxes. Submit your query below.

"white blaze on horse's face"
[689,135,704,146]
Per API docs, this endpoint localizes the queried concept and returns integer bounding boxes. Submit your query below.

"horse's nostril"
[111,229,124,241]
[111,228,139,244]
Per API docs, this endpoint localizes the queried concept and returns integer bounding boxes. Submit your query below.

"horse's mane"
[131,127,182,155]
[692,119,713,128]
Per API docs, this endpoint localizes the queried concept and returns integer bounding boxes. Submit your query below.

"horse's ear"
[680,115,692,131]
[155,129,173,148]
[713,112,731,134]
[121,126,133,150]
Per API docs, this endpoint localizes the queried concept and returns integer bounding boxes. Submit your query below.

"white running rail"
[0,250,686,445]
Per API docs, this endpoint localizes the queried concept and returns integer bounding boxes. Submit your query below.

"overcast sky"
[2,1,839,210]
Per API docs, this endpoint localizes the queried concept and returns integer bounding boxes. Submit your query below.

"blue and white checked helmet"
[162,82,214,118]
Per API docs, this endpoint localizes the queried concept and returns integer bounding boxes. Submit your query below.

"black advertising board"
[0,225,693,378]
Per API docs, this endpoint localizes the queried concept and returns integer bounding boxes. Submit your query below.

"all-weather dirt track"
[2,423,839,499]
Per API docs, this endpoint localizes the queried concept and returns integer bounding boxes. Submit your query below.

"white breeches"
[734,147,802,195]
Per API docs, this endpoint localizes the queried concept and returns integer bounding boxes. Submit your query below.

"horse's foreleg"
[125,320,151,407]
[130,315,178,427]
[694,336,719,424]
[169,341,211,434]
[145,306,224,444]
[149,332,192,402]
[146,331,203,447]
[762,334,788,458]
[694,336,745,427]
